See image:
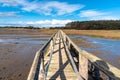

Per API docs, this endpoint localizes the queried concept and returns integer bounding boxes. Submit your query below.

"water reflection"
[70,35,120,68]
[0,34,50,45]
[70,35,120,56]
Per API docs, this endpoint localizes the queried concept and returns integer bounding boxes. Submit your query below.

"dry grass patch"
[0,28,120,39]
[63,30,120,39]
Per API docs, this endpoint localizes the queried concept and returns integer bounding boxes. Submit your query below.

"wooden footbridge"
[27,30,120,80]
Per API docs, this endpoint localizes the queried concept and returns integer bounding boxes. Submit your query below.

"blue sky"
[0,0,120,27]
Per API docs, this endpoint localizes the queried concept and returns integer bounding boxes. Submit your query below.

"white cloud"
[0,0,84,16]
[25,19,72,26]
[0,0,18,6]
[38,1,83,15]
[0,19,73,27]
[22,1,84,15]
[80,10,105,17]
[0,12,18,17]
[79,10,120,20]
[0,0,27,6]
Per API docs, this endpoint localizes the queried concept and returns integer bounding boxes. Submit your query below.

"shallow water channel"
[70,35,120,69]
[0,34,50,44]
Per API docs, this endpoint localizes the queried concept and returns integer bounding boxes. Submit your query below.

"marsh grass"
[0,28,120,39]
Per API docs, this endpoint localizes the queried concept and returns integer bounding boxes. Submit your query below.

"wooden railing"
[27,30,120,80]
[60,30,120,80]
[27,31,58,80]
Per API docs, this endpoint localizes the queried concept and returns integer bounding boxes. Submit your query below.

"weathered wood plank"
[79,55,88,80]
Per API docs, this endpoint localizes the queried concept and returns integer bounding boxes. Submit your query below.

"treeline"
[0,26,40,29]
[65,20,120,30]
[1,20,120,30]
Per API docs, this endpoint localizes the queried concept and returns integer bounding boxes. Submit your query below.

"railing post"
[39,51,45,80]
[79,53,88,80]
[68,38,71,49]
[50,39,53,50]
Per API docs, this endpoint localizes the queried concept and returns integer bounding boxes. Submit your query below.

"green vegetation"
[65,20,120,30]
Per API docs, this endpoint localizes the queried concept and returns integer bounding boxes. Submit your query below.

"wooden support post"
[68,39,71,49]
[79,54,88,80]
[50,39,53,49]
[39,57,45,80]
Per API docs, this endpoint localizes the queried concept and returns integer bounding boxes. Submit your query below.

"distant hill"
[65,20,120,30]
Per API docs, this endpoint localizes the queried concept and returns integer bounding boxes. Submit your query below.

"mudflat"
[0,29,50,80]
[0,43,41,80]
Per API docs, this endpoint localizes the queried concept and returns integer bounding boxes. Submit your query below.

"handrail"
[60,31,83,80]
[27,31,58,80]
[60,30,120,80]
[44,36,55,77]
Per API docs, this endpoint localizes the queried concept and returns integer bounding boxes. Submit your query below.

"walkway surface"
[27,30,120,80]
[45,35,77,80]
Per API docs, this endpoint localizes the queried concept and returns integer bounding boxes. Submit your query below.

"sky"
[0,0,120,27]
